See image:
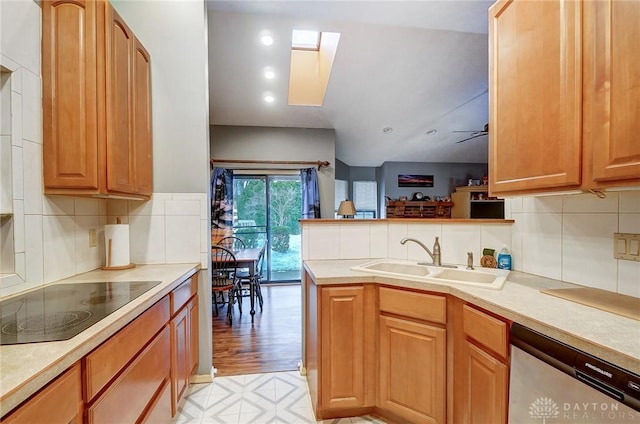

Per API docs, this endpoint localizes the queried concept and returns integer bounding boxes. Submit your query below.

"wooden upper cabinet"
[42,0,99,190]
[42,0,152,199]
[489,0,640,195]
[586,0,640,185]
[105,5,136,194]
[489,0,583,194]
[133,39,153,195]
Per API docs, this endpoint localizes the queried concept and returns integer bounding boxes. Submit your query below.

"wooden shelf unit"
[451,186,504,219]
[386,201,453,219]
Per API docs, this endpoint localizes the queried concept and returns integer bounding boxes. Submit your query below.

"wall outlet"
[613,233,640,262]
[89,229,97,247]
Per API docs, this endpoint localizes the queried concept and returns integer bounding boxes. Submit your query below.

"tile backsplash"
[301,191,640,298]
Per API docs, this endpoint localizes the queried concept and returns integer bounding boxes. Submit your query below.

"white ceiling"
[207,0,493,167]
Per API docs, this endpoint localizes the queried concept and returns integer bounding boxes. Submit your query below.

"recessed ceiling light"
[264,70,275,80]
[382,127,393,134]
[260,35,273,46]
[264,94,275,103]
[426,129,437,135]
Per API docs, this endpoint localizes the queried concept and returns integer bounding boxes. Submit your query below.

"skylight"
[292,30,320,51]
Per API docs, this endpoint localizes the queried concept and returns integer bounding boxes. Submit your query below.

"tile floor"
[173,371,387,424]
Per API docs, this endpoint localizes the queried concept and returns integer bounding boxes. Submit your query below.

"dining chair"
[211,245,242,325]
[236,241,266,311]
[216,236,246,251]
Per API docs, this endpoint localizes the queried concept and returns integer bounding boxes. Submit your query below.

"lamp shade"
[337,200,356,218]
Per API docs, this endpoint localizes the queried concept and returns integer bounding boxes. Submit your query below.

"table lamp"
[337,200,356,219]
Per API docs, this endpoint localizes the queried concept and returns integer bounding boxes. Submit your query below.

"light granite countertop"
[303,259,640,375]
[0,263,201,417]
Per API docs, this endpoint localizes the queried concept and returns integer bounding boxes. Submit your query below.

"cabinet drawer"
[379,287,446,324]
[87,326,171,424]
[462,304,508,358]
[2,363,83,424]
[171,277,197,315]
[85,295,170,400]
[140,377,172,423]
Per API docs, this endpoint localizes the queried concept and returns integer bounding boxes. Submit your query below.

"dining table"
[212,247,261,322]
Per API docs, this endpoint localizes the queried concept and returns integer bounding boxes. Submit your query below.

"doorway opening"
[232,174,302,284]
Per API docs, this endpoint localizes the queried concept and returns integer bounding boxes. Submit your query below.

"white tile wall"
[302,190,640,297]
[125,194,209,268]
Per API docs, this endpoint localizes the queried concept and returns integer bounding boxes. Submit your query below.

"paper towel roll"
[104,224,130,268]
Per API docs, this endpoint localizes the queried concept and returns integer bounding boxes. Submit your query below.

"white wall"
[211,125,336,218]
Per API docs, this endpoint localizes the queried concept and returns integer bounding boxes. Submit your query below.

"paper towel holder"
[101,217,136,270]
[102,236,136,270]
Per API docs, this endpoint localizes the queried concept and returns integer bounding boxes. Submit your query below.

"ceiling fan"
[454,123,489,143]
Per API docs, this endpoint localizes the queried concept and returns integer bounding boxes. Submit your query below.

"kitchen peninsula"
[299,217,640,423]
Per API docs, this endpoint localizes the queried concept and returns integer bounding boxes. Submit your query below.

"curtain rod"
[210,159,331,170]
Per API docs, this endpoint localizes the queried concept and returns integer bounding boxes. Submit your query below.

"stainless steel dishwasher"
[509,323,640,423]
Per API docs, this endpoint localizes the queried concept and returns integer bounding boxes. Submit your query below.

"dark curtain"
[300,167,321,219]
[211,167,234,229]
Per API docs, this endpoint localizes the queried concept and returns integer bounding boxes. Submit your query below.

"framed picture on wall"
[398,174,434,187]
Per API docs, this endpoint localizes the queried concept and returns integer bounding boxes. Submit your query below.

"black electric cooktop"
[0,281,162,345]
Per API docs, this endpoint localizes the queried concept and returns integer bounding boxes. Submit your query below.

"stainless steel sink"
[351,259,509,289]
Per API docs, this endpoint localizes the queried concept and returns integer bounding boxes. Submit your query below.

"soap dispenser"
[497,247,512,270]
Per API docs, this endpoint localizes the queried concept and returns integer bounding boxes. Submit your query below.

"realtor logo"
[530,397,560,423]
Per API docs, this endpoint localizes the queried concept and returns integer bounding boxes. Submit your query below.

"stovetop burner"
[0,281,162,345]
[1,310,93,336]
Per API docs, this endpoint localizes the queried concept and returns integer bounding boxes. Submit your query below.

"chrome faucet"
[400,237,441,266]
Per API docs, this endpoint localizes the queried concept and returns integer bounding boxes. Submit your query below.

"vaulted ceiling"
[207,1,493,167]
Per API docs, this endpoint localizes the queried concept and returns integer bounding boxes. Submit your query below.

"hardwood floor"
[212,284,302,376]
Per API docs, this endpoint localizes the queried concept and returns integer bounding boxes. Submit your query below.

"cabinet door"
[105,4,136,194]
[588,0,640,184]
[42,0,99,190]
[320,286,366,409]
[171,306,190,415]
[489,0,582,194]
[2,363,83,424]
[188,296,200,376]
[379,315,446,424]
[133,38,153,195]
[461,341,508,424]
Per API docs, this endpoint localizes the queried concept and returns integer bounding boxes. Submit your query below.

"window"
[334,180,348,217]
[292,29,321,51]
[353,181,377,219]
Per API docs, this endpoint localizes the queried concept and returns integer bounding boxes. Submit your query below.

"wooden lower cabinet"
[1,273,199,423]
[170,277,200,415]
[87,326,171,424]
[461,341,508,424]
[304,274,376,420]
[171,305,190,414]
[2,363,83,424]
[306,281,511,424]
[320,285,374,411]
[378,315,446,424]
[453,301,510,424]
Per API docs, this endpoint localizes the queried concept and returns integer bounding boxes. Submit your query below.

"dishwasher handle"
[576,369,624,401]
